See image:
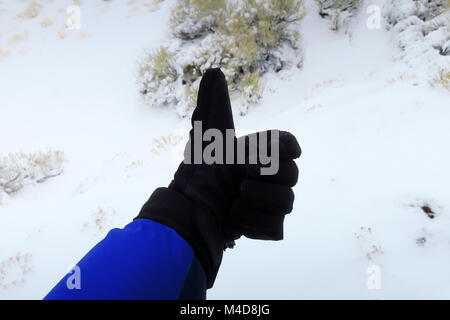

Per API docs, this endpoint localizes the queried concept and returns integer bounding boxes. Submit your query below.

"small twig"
[36,170,63,183]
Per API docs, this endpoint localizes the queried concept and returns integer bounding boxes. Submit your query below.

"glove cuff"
[135,187,224,289]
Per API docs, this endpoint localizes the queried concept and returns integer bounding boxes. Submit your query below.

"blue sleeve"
[44,219,206,300]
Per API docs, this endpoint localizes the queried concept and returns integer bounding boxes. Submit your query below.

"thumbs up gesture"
[137,68,301,288]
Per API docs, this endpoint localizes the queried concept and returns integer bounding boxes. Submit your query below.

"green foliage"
[241,72,262,103]
[327,0,362,10]
[194,0,226,17]
[137,47,179,107]
[170,0,227,40]
[139,0,306,116]
[141,47,177,83]
[184,81,199,111]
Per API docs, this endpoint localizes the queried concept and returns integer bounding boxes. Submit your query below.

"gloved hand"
[226,131,301,241]
[136,68,240,288]
[136,68,301,288]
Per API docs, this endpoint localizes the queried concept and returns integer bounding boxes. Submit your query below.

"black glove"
[227,131,301,241]
[136,68,241,288]
[136,68,301,288]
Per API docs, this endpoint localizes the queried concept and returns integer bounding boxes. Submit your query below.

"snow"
[0,0,449,299]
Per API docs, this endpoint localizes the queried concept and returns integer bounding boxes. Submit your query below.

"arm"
[44,68,300,300]
[44,219,206,300]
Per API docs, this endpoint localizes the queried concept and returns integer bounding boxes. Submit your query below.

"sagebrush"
[138,0,306,116]
[385,0,449,68]
[0,150,64,197]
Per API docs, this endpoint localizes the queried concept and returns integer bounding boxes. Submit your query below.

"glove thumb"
[185,68,236,164]
[192,68,235,133]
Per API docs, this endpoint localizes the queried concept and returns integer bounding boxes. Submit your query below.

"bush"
[138,0,306,116]
[386,0,446,26]
[385,0,449,67]
[170,0,227,40]
[315,0,363,30]
[241,72,262,106]
[138,47,179,108]
[0,150,64,196]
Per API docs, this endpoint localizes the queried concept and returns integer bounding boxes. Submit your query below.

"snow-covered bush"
[0,150,64,197]
[170,0,227,40]
[138,0,306,116]
[315,0,363,30]
[385,0,446,25]
[138,47,178,107]
[385,0,449,67]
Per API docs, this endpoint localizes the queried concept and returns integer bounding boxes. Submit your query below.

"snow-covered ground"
[0,0,449,299]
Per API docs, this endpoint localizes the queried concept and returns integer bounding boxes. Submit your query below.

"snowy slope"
[0,0,449,299]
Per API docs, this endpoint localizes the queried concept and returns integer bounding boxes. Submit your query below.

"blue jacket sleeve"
[44,219,206,300]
